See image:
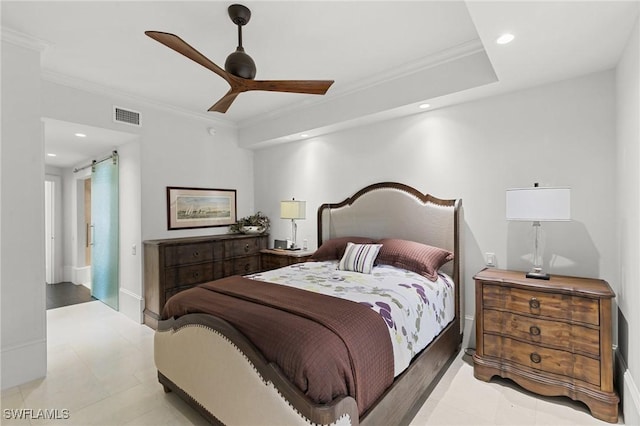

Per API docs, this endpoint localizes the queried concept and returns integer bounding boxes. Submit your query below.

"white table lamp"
[280,199,306,250]
[506,184,570,280]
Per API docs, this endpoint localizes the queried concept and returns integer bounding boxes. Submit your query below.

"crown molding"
[1,27,50,51]
[41,69,237,129]
[238,38,485,129]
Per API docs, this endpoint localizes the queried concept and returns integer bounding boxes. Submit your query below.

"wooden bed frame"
[154,182,463,425]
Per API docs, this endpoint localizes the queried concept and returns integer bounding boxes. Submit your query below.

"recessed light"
[47,153,57,157]
[74,133,87,138]
[300,133,309,138]
[496,33,515,45]
[419,103,431,109]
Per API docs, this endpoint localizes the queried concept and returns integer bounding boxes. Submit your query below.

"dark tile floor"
[46,282,96,310]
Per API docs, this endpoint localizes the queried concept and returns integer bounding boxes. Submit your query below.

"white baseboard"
[1,339,46,390]
[463,314,475,350]
[64,266,91,287]
[119,288,144,324]
[616,350,640,425]
[623,369,640,426]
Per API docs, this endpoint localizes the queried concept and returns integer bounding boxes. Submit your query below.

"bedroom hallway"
[1,301,620,425]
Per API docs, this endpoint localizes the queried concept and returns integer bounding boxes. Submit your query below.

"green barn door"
[91,152,119,310]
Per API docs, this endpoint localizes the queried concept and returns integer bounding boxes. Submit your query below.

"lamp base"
[526,271,550,280]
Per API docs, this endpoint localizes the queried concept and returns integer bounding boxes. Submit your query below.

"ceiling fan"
[146,4,334,113]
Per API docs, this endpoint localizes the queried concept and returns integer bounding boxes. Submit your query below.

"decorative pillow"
[376,238,453,281]
[337,242,383,274]
[309,236,377,261]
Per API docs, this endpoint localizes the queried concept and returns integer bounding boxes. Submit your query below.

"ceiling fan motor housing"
[225,48,256,79]
[225,4,256,79]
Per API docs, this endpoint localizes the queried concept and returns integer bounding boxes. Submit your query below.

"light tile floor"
[1,301,622,425]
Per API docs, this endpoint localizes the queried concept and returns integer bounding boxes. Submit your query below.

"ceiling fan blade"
[208,90,241,113]
[145,31,233,84]
[245,80,334,95]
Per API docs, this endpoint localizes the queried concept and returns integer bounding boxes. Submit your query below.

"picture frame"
[166,187,237,230]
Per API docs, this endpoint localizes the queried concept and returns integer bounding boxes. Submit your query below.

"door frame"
[44,174,62,284]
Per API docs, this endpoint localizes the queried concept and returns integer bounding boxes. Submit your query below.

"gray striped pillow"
[337,242,383,274]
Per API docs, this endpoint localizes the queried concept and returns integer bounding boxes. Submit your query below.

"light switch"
[485,252,495,267]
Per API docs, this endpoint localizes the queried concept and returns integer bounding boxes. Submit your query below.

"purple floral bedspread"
[246,261,455,376]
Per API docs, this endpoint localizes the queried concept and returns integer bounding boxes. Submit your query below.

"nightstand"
[473,268,619,423]
[260,249,314,271]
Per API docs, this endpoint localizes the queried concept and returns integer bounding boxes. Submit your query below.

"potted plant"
[229,211,270,234]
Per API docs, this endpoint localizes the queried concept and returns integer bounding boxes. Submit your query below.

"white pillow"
[337,242,383,274]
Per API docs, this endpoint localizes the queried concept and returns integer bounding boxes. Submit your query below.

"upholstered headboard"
[317,182,462,323]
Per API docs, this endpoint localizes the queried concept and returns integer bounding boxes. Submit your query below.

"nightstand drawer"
[262,255,289,271]
[482,284,599,325]
[483,309,600,357]
[260,249,314,272]
[226,255,261,275]
[483,334,601,386]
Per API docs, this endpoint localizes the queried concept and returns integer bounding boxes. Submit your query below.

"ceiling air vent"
[113,106,141,127]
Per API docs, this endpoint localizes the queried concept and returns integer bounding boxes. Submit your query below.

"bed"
[154,182,463,425]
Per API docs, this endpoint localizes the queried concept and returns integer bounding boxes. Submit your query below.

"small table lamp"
[506,184,570,280]
[280,199,306,250]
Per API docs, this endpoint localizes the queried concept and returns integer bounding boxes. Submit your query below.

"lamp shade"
[506,187,570,221]
[280,200,306,220]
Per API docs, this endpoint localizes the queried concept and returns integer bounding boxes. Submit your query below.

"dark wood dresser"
[473,268,619,423]
[259,249,313,271]
[143,233,267,329]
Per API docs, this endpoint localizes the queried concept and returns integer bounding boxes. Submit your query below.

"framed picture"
[166,187,237,230]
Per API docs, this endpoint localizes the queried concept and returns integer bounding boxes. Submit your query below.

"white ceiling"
[2,1,638,166]
[42,118,139,169]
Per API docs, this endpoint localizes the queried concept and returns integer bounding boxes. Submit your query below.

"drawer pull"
[529,298,540,309]
[529,325,541,336]
[530,352,541,364]
[244,263,250,272]
[244,244,250,253]
[192,251,200,258]
[193,272,200,279]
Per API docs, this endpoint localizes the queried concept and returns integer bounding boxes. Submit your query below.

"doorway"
[43,118,140,317]
[71,151,120,310]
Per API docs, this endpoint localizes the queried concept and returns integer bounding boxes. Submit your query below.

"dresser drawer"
[226,255,261,275]
[164,242,214,267]
[165,263,215,288]
[482,284,600,325]
[483,334,601,386]
[483,309,600,357]
[225,238,263,258]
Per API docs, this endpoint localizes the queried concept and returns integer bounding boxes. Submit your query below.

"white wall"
[254,70,618,328]
[615,15,640,425]
[1,41,47,389]
[118,140,143,321]
[137,107,255,241]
